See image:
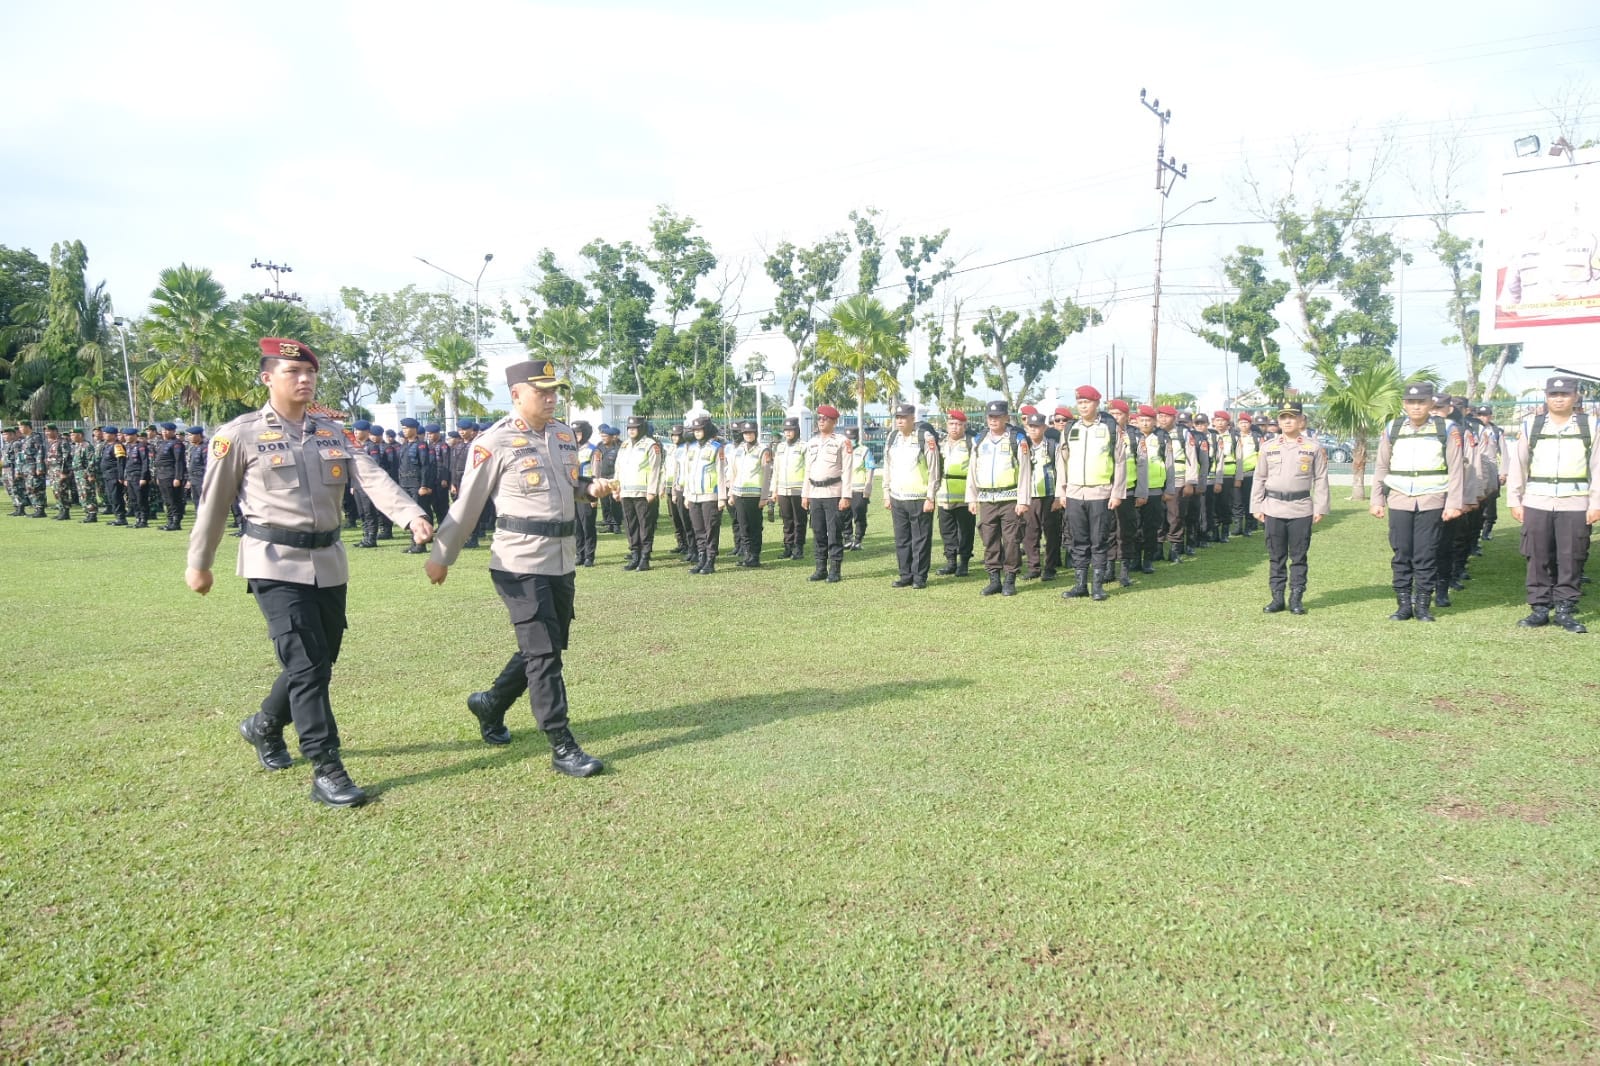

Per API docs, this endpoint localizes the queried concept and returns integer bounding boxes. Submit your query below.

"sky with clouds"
[4,0,1596,410]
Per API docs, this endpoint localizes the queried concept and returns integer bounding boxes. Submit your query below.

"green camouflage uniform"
[2,435,17,512]
[16,430,45,516]
[44,434,72,518]
[73,437,98,520]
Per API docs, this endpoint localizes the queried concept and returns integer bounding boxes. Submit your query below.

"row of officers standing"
[2,421,205,528]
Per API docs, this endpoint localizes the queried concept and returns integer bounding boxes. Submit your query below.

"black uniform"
[150,434,187,529]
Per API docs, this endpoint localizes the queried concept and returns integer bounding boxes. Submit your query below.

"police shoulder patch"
[471,444,492,469]
[211,437,231,459]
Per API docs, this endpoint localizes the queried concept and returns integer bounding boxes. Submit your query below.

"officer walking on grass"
[187,337,432,808]
[425,360,615,776]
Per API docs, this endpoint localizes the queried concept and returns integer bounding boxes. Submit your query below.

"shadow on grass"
[356,677,969,797]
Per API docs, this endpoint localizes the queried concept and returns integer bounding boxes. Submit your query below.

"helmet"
[572,420,593,442]
[692,415,715,436]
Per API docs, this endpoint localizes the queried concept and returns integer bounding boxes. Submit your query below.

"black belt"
[240,520,340,549]
[1266,490,1310,501]
[808,476,841,487]
[496,516,575,537]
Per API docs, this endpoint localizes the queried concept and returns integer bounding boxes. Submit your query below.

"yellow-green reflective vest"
[578,441,596,478]
[886,430,931,497]
[616,438,659,493]
[1218,431,1238,476]
[1144,431,1169,490]
[1384,418,1449,496]
[1170,428,1189,479]
[1240,431,1259,473]
[1064,419,1114,487]
[973,433,1019,492]
[939,438,970,506]
[1123,427,1138,488]
[1030,439,1057,497]
[1527,414,1593,496]
[730,443,767,495]
[773,440,805,492]
[686,440,722,495]
[850,445,868,484]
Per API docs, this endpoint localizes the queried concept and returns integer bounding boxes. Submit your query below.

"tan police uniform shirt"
[1248,433,1331,519]
[802,431,853,501]
[429,414,599,576]
[882,427,943,505]
[188,403,424,586]
[1504,414,1600,514]
[1055,417,1128,502]
[1372,419,1465,513]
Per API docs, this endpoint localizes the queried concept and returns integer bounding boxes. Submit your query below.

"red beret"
[1075,385,1101,401]
[1107,399,1130,413]
[1213,411,1231,421]
[1053,406,1072,418]
[1137,404,1156,417]
[946,409,967,422]
[1237,412,1253,422]
[1156,404,1178,416]
[1019,404,1038,416]
[259,336,319,371]
[816,405,840,419]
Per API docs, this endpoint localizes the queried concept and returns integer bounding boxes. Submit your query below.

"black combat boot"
[1264,591,1286,614]
[81,513,97,523]
[132,515,147,528]
[1001,573,1017,596]
[239,713,293,771]
[1434,584,1451,609]
[1389,593,1414,621]
[936,556,958,576]
[1025,566,1041,580]
[8,502,21,516]
[1517,604,1550,628]
[1042,566,1058,581]
[34,505,49,518]
[808,559,827,581]
[1413,590,1436,623]
[622,550,640,571]
[980,570,1003,596]
[1480,524,1494,541]
[1118,561,1133,587]
[1218,524,1229,543]
[637,553,651,572]
[547,726,603,777]
[1091,567,1109,601]
[309,751,368,808]
[956,558,970,577]
[826,560,841,583]
[1062,569,1089,599]
[698,557,716,575]
[1551,603,1587,633]
[1139,551,1156,575]
[1288,589,1306,615]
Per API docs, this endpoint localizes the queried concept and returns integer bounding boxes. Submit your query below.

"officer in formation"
[771,416,808,561]
[425,360,615,777]
[395,418,436,554]
[572,421,599,566]
[1371,383,1466,622]
[1505,376,1599,633]
[595,424,623,534]
[843,427,873,550]
[149,422,188,530]
[680,415,727,574]
[616,414,664,571]
[1156,404,1201,561]
[965,398,1031,597]
[664,424,692,557]
[1133,405,1174,574]
[727,420,772,567]
[1059,386,1128,602]
[6,419,45,517]
[1019,411,1060,582]
[1104,399,1146,588]
[187,337,433,809]
[803,405,854,583]
[1250,401,1331,614]
[935,410,975,576]
[881,402,942,588]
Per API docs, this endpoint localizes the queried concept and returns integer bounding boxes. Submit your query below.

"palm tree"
[143,265,248,424]
[1312,356,1437,500]
[415,334,490,428]
[531,307,597,415]
[815,294,907,440]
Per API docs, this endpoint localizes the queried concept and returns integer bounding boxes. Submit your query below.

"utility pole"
[250,259,303,304]
[1141,88,1188,405]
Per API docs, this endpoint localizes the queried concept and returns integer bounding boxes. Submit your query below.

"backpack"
[1529,411,1593,459]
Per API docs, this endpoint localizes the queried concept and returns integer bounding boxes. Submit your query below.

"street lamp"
[1147,195,1215,404]
[742,367,777,435]
[414,252,495,429]
[112,316,137,423]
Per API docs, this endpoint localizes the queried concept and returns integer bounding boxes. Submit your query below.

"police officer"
[423,424,449,526]
[1371,384,1465,622]
[803,405,854,582]
[1431,395,1480,600]
[1234,411,1261,536]
[1058,386,1128,601]
[844,427,873,549]
[727,420,771,567]
[1134,405,1171,574]
[572,420,599,566]
[43,424,73,520]
[966,399,1030,596]
[1018,411,1060,581]
[936,410,975,577]
[1476,405,1504,545]
[1505,376,1600,632]
[395,418,436,552]
[149,422,186,530]
[425,360,613,774]
[99,427,128,525]
[882,403,942,588]
[1157,406,1198,562]
[1105,400,1147,586]
[771,416,808,561]
[682,415,727,574]
[616,414,664,570]
[1210,411,1238,543]
[69,427,98,523]
[1250,401,1331,615]
[596,424,622,534]
[1187,412,1215,549]
[123,427,151,528]
[187,337,432,808]
[183,426,207,522]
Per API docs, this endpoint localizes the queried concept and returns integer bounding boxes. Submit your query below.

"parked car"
[1316,434,1355,463]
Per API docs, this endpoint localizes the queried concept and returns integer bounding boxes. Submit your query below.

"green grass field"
[2,501,1597,1063]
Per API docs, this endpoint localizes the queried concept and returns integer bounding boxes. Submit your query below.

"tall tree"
[913,298,978,410]
[582,238,656,397]
[761,233,849,409]
[974,299,1100,408]
[815,294,907,437]
[5,241,103,419]
[647,206,716,332]
[339,285,481,405]
[415,334,491,425]
[1194,246,1293,404]
[850,208,885,296]
[143,264,249,424]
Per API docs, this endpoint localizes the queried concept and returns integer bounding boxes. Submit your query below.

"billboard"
[1478,151,1600,344]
